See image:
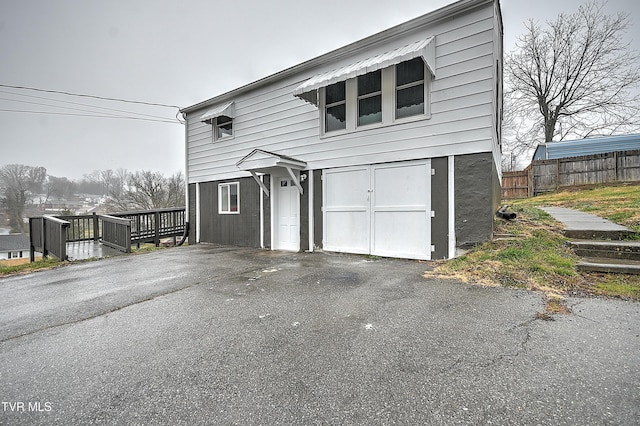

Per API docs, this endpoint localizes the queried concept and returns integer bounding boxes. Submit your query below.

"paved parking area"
[1,244,639,425]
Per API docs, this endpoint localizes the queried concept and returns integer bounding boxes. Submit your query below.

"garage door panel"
[372,211,429,259]
[324,160,431,260]
[323,167,370,254]
[324,167,369,207]
[372,163,429,208]
[324,211,370,253]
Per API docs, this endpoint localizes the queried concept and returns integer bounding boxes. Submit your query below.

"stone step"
[577,257,640,275]
[569,240,640,262]
[562,229,637,240]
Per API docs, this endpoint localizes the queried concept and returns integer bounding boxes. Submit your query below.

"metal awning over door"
[236,149,307,196]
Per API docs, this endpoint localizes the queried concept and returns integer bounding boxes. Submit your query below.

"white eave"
[293,37,436,105]
[200,101,235,123]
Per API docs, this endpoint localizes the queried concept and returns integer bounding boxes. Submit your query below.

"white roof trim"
[293,37,436,105]
[200,101,235,122]
[236,149,307,174]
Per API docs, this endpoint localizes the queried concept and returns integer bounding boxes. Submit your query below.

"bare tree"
[0,164,47,232]
[107,170,184,212]
[505,1,640,157]
[45,176,76,200]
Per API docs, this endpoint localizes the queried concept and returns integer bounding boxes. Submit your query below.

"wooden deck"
[65,241,124,261]
[29,207,187,262]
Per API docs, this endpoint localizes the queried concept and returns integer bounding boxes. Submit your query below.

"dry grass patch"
[0,257,62,276]
[426,200,640,305]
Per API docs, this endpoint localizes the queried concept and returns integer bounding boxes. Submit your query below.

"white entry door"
[274,175,300,251]
[323,161,431,260]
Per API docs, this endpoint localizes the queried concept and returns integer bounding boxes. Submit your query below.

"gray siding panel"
[199,177,261,248]
[300,173,310,252]
[188,183,197,244]
[313,170,323,250]
[431,157,449,259]
[454,152,497,248]
[263,175,271,249]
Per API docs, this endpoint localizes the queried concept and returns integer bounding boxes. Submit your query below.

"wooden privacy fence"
[502,150,640,199]
[29,207,186,261]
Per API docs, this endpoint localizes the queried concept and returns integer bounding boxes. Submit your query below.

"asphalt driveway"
[1,245,639,425]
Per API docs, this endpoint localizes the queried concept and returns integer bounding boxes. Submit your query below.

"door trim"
[271,172,301,251]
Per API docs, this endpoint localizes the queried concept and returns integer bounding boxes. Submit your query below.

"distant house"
[532,134,640,161]
[0,234,30,260]
[180,0,503,260]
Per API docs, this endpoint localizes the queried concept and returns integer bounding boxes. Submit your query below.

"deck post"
[136,215,141,249]
[42,217,48,259]
[29,218,35,262]
[60,222,69,261]
[93,212,99,241]
[154,210,161,247]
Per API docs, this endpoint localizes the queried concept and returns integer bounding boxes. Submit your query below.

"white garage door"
[323,160,431,260]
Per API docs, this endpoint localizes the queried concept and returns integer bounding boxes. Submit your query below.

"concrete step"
[569,240,640,262]
[563,229,637,240]
[577,257,640,275]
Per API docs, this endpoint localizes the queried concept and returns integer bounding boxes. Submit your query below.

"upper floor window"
[219,182,239,214]
[215,116,233,140]
[395,57,425,119]
[318,58,430,136]
[357,70,382,126]
[325,81,346,132]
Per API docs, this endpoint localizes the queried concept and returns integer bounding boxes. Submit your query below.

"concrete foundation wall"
[454,152,498,248]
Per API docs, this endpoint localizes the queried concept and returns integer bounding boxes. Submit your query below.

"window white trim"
[213,116,234,141]
[218,182,240,214]
[394,57,429,121]
[294,37,435,104]
[356,70,382,127]
[392,60,431,124]
[319,59,431,138]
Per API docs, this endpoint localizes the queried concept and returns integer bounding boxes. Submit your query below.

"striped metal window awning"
[293,37,435,106]
[200,101,235,122]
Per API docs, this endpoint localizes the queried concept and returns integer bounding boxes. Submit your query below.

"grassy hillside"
[512,184,640,233]
[426,184,640,304]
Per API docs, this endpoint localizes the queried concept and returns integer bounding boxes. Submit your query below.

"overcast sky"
[1,0,638,180]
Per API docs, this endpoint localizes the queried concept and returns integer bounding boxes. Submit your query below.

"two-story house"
[181,0,503,260]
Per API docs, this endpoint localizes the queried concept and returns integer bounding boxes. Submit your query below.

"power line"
[0,91,177,121]
[0,84,182,109]
[0,109,179,124]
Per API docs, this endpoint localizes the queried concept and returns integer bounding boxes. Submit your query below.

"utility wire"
[0,109,179,124]
[0,84,182,109]
[0,91,176,121]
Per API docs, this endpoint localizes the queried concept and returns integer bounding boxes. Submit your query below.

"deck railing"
[57,213,100,242]
[101,215,132,253]
[111,207,187,247]
[29,207,186,261]
[29,215,71,261]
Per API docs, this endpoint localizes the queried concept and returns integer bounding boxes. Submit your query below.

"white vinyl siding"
[186,2,499,184]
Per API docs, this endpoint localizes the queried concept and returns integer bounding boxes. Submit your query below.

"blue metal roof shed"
[532,134,640,161]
